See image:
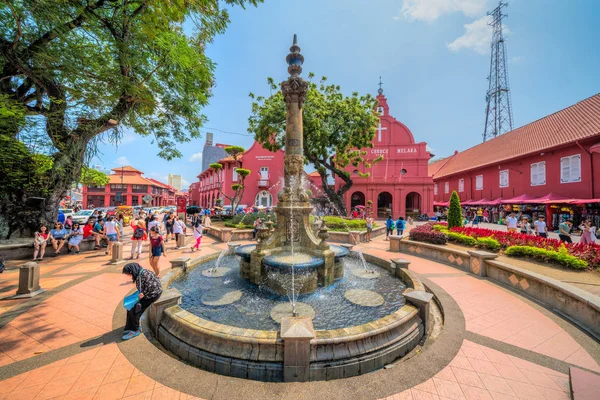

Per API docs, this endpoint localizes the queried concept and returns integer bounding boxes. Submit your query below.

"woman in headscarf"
[121,263,162,340]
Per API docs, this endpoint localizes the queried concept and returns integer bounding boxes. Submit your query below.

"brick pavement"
[0,233,598,399]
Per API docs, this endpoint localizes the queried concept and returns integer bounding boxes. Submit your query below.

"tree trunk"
[41,140,88,224]
[317,170,348,216]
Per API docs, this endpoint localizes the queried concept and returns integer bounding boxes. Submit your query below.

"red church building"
[191,141,285,209]
[334,87,434,218]
[430,93,600,228]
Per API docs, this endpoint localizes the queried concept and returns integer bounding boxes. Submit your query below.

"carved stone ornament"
[257,226,271,242]
[281,77,309,105]
[286,216,301,243]
[285,155,305,176]
[318,226,329,242]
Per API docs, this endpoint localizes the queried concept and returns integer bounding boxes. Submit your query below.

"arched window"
[400,169,407,175]
[376,106,384,116]
[352,169,359,176]
[255,191,272,207]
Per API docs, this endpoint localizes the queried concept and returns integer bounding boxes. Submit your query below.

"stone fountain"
[236,35,345,295]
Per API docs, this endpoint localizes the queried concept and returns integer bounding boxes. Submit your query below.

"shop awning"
[434,201,449,207]
[500,194,536,204]
[469,198,490,206]
[591,142,600,153]
[522,193,576,204]
[480,198,503,206]
[569,199,600,205]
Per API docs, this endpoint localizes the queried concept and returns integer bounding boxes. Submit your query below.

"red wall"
[433,139,600,202]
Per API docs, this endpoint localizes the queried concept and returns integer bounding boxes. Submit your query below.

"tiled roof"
[110,165,142,173]
[432,93,600,179]
[107,175,154,185]
[218,155,243,163]
[308,171,320,177]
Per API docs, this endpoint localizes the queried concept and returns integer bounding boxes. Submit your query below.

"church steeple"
[376,76,390,117]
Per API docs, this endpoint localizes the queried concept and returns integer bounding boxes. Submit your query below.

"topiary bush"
[318,216,376,232]
[447,190,463,229]
[505,245,588,270]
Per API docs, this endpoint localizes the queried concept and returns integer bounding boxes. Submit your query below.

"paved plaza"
[0,232,598,400]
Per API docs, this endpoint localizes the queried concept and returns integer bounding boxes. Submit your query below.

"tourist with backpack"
[385,216,395,241]
[396,217,406,236]
[130,219,147,259]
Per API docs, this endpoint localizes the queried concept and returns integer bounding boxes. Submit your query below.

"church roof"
[110,165,142,173]
[430,93,600,179]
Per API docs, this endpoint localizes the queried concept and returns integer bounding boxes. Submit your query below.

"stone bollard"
[110,242,125,264]
[391,258,411,279]
[348,231,361,245]
[176,233,186,248]
[389,235,403,252]
[404,290,434,334]
[281,316,315,382]
[15,262,45,298]
[149,289,182,337]
[467,250,498,277]
[169,257,191,272]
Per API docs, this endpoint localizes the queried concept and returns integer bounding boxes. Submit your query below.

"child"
[67,222,84,254]
[192,220,203,252]
[149,227,166,275]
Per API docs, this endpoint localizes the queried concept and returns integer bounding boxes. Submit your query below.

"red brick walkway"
[0,234,598,399]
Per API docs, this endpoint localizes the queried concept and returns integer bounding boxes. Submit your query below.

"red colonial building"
[334,88,434,218]
[190,141,285,208]
[83,166,176,208]
[431,93,600,228]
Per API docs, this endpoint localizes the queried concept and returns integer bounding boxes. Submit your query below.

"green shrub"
[447,191,463,229]
[447,232,477,246]
[319,216,376,232]
[505,246,588,270]
[476,237,500,252]
[433,224,448,232]
[224,212,274,229]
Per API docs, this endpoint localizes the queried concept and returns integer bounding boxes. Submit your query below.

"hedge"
[505,246,588,270]
[476,237,501,252]
[224,212,274,229]
[447,232,477,247]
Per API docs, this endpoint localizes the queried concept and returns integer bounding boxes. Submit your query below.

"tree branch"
[27,0,108,54]
[4,0,23,47]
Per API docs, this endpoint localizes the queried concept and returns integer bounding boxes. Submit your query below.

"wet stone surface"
[201,267,232,278]
[170,255,406,331]
[270,302,316,323]
[344,289,385,307]
[352,269,381,279]
[201,289,243,306]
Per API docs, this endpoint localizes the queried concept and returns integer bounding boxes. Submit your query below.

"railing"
[86,187,105,192]
[258,179,269,188]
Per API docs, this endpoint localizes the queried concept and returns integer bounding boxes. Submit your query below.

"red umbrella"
[355,205,366,209]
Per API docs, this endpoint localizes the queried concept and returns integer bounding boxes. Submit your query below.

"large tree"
[248,76,381,215]
[0,0,260,228]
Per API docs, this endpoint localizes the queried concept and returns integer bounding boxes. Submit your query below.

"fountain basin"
[150,251,437,382]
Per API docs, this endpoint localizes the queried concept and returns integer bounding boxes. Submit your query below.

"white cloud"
[398,0,488,22]
[115,156,130,166]
[188,152,203,162]
[447,15,494,54]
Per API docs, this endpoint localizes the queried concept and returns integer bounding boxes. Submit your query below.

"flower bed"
[505,246,587,270]
[409,223,447,244]
[447,226,600,270]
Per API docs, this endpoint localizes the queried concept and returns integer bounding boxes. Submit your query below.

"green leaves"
[79,166,109,186]
[209,163,223,170]
[235,168,251,177]
[447,191,463,229]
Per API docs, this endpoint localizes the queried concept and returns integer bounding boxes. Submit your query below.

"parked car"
[106,207,117,216]
[59,208,74,218]
[72,210,95,224]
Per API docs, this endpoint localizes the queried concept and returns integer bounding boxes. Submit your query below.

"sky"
[90,0,600,190]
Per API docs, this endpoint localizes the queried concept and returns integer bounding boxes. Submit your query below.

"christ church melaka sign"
[370,148,418,155]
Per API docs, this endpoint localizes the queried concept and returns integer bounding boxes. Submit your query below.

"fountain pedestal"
[247,35,338,295]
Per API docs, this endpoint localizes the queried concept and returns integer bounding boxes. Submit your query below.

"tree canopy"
[0,0,261,231]
[248,76,380,214]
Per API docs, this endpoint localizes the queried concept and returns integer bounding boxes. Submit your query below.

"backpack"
[133,227,145,239]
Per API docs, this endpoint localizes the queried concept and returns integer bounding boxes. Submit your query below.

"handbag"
[123,269,143,310]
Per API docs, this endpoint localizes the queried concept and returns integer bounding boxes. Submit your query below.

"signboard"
[142,194,153,204]
[177,197,187,213]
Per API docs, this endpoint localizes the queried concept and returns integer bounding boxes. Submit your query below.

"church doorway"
[350,191,365,210]
[377,191,393,219]
[405,192,422,219]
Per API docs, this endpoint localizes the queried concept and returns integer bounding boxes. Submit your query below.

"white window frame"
[475,175,483,191]
[530,162,546,186]
[232,167,238,182]
[433,184,438,196]
[560,154,581,183]
[499,170,509,188]
[458,179,464,193]
[444,182,449,194]
[377,106,384,116]
[260,166,269,180]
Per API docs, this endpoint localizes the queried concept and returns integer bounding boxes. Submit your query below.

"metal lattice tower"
[483,1,514,142]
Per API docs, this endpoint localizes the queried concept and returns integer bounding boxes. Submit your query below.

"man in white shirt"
[148,215,160,234]
[104,216,121,256]
[505,213,518,233]
[533,215,547,238]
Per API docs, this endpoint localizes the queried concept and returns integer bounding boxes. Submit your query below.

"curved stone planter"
[390,237,600,340]
[149,251,434,382]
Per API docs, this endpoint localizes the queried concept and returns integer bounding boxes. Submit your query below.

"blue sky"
[91,0,600,189]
